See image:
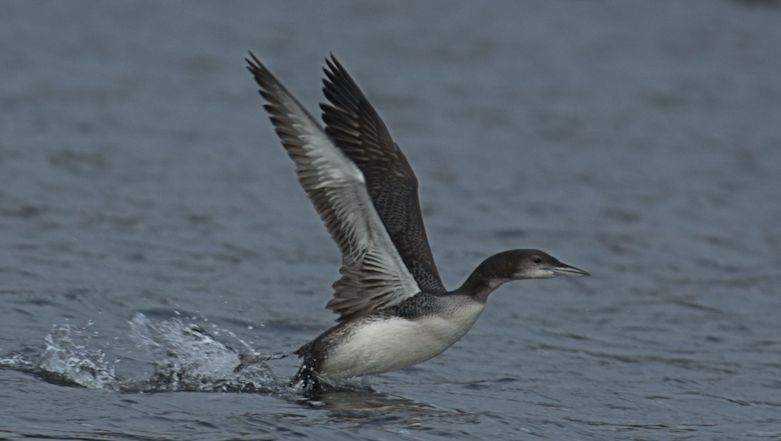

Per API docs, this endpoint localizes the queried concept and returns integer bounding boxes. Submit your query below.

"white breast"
[320,302,485,381]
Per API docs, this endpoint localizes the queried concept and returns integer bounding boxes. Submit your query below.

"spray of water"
[1,313,285,393]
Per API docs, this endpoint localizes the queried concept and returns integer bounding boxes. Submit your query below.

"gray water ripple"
[3,0,781,439]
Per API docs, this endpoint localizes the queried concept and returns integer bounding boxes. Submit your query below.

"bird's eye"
[532,256,542,264]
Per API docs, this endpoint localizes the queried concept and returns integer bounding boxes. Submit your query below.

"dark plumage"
[320,55,446,295]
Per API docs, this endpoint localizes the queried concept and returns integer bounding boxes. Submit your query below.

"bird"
[245,52,589,391]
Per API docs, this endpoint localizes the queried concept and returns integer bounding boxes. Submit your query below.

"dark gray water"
[2,1,781,439]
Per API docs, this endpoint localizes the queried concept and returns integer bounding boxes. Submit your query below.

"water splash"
[0,322,121,390]
[0,313,283,393]
[39,322,121,390]
[127,313,280,393]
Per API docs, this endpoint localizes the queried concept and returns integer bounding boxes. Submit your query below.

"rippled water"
[2,1,781,439]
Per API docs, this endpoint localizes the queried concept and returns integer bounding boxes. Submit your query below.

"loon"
[245,53,589,391]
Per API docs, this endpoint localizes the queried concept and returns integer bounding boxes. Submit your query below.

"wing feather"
[246,53,421,321]
[320,55,446,293]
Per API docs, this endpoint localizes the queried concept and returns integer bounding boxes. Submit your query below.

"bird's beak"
[552,262,590,277]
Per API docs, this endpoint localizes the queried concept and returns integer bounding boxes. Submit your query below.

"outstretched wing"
[320,55,446,293]
[246,53,421,321]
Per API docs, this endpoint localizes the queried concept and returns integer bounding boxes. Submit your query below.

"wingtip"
[245,51,265,72]
[324,55,336,75]
[325,52,346,74]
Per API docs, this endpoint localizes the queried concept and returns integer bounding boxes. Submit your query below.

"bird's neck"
[456,266,509,303]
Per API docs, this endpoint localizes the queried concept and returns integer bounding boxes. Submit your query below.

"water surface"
[1,1,780,439]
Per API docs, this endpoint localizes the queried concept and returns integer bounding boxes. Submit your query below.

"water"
[2,0,780,439]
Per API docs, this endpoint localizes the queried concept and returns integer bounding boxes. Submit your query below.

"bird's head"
[503,249,590,280]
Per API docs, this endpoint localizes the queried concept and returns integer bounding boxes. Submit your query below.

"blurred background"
[1,1,780,440]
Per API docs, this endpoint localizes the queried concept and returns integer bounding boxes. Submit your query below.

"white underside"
[319,302,485,382]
